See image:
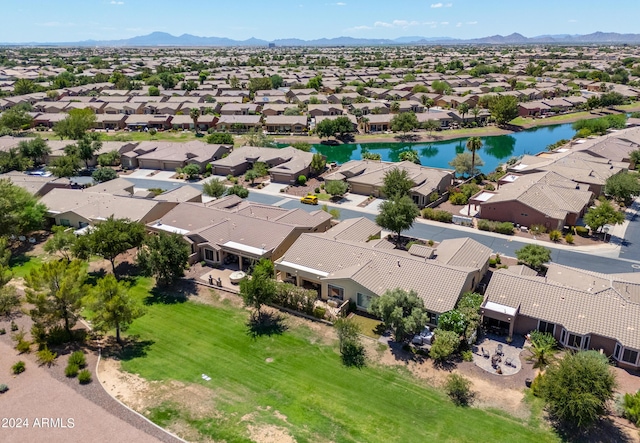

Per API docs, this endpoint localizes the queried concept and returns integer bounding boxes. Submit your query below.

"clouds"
[110,1,124,4]
[431,2,452,8]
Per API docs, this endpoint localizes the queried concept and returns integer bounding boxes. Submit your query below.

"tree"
[429,329,460,361]
[48,154,80,178]
[206,132,234,145]
[324,180,349,199]
[370,288,428,341]
[390,112,419,136]
[248,77,272,93]
[605,171,640,204]
[398,149,420,165]
[203,178,226,198]
[489,95,518,126]
[315,119,337,139]
[630,149,640,170]
[333,116,355,138]
[98,150,121,167]
[270,74,284,90]
[245,169,260,185]
[89,274,144,343]
[465,136,483,214]
[0,108,33,131]
[78,217,145,276]
[448,152,484,178]
[539,351,617,429]
[137,232,190,287]
[424,98,435,112]
[239,258,276,320]
[334,317,366,368]
[54,108,96,140]
[471,106,481,123]
[13,78,35,95]
[437,310,466,336]
[25,259,87,337]
[189,108,201,133]
[586,96,600,111]
[423,119,439,135]
[0,179,47,237]
[226,184,249,198]
[310,153,326,175]
[458,103,470,122]
[44,226,77,261]
[445,373,474,406]
[307,76,323,90]
[390,101,400,114]
[0,238,20,318]
[583,200,625,236]
[242,128,276,148]
[515,244,551,270]
[525,330,557,368]
[92,167,118,183]
[291,142,312,152]
[181,163,201,180]
[0,148,31,173]
[381,167,414,198]
[148,86,160,96]
[431,80,450,94]
[18,137,50,166]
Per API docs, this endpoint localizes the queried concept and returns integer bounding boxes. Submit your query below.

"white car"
[412,327,434,345]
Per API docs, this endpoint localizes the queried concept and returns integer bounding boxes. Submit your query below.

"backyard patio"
[472,333,526,376]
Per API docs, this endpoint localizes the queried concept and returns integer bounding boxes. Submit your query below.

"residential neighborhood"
[3,30,640,443]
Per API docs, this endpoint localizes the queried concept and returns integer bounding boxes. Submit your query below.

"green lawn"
[510,111,593,127]
[349,313,384,339]
[120,280,558,443]
[9,254,43,278]
[99,131,200,143]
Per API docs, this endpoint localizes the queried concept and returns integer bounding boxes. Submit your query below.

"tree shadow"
[338,133,355,143]
[552,417,634,443]
[86,269,107,286]
[101,335,155,361]
[394,133,420,142]
[144,287,187,305]
[387,340,428,365]
[114,261,140,278]
[246,311,288,339]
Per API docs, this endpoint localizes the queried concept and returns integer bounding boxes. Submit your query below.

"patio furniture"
[505,357,513,367]
[496,344,504,356]
[229,271,246,284]
[482,348,490,359]
[491,353,501,368]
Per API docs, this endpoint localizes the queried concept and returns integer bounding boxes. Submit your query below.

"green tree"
[242,128,276,148]
[458,103,470,122]
[291,142,312,152]
[489,95,518,126]
[0,147,31,173]
[270,74,284,89]
[423,119,439,135]
[0,238,20,318]
[239,258,276,320]
[445,373,474,406]
[310,153,326,175]
[245,169,260,185]
[390,112,419,135]
[189,108,201,133]
[54,108,96,140]
[586,96,600,111]
[525,330,557,368]
[465,137,483,178]
[334,317,366,367]
[376,195,420,245]
[398,149,420,165]
[25,259,87,337]
[44,225,77,261]
[18,137,50,166]
[539,351,617,429]
[515,244,551,270]
[333,116,355,138]
[437,310,466,336]
[89,274,145,344]
[431,80,450,94]
[0,179,47,237]
[203,178,226,198]
[48,154,80,179]
[370,288,428,341]
[181,163,201,180]
[307,76,323,90]
[605,171,640,204]
[315,119,336,139]
[381,167,414,198]
[137,232,190,287]
[77,217,145,276]
[64,135,102,170]
[429,329,460,361]
[226,184,249,198]
[583,200,625,236]
[97,150,121,167]
[0,108,33,131]
[324,180,348,198]
[206,132,234,144]
[92,167,118,183]
[448,152,484,178]
[248,77,272,93]
[148,86,160,96]
[13,78,35,95]
[630,149,640,170]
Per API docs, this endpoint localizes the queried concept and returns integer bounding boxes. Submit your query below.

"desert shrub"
[10,321,18,331]
[0,384,7,393]
[36,347,57,367]
[68,351,87,368]
[529,224,547,235]
[564,233,574,244]
[445,373,474,406]
[314,187,320,193]
[623,390,640,426]
[494,222,514,235]
[461,350,474,362]
[273,282,316,315]
[549,230,561,242]
[449,192,468,205]
[0,328,5,335]
[297,175,307,185]
[11,361,25,374]
[16,340,30,354]
[65,363,79,378]
[484,183,495,191]
[477,219,492,231]
[487,169,506,182]
[78,369,92,384]
[460,183,480,199]
[148,128,157,136]
[429,191,440,202]
[313,306,326,319]
[428,239,435,246]
[422,208,453,223]
[530,373,544,397]
[495,254,501,264]
[575,226,589,237]
[489,258,497,267]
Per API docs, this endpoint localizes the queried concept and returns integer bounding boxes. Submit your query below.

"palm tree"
[358,116,369,134]
[190,108,201,133]
[525,331,557,369]
[458,103,470,125]
[466,136,483,215]
[471,106,481,124]
[425,98,434,113]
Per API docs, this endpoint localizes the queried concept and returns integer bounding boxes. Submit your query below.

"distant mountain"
[5,31,640,47]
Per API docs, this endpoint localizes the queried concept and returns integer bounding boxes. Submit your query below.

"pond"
[289,123,577,173]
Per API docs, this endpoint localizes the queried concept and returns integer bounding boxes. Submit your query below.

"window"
[560,328,566,344]
[60,219,70,227]
[537,320,555,335]
[328,284,344,300]
[622,349,639,365]
[356,293,372,310]
[427,311,438,326]
[204,249,215,261]
[614,343,622,360]
[566,333,583,349]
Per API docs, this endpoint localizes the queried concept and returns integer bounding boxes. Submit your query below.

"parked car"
[300,194,318,205]
[411,327,434,345]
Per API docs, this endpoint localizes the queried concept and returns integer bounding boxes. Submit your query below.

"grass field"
[9,254,43,278]
[99,131,200,143]
[510,111,593,127]
[119,280,558,443]
[349,313,384,339]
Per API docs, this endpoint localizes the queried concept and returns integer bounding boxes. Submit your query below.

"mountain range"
[5,31,640,47]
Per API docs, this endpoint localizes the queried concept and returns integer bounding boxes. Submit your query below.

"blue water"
[302,123,576,173]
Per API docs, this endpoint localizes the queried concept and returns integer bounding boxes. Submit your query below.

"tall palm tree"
[466,136,483,215]
[190,108,201,133]
[471,106,481,124]
[458,103,470,124]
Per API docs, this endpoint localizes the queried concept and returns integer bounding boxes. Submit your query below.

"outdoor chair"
[496,344,504,356]
[505,357,513,367]
[482,348,490,359]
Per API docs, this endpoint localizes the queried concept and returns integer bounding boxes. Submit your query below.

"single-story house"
[122,140,232,171]
[214,114,262,132]
[264,115,308,134]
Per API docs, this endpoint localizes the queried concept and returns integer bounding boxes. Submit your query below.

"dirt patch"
[247,424,296,443]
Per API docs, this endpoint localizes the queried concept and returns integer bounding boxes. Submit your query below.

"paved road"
[126,177,640,274]
[619,200,640,262]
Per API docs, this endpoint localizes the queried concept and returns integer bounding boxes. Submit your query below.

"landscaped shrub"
[549,230,562,242]
[10,321,18,332]
[489,258,497,267]
[36,347,57,367]
[314,187,320,193]
[312,306,326,319]
[575,226,589,237]
[529,224,547,235]
[529,373,544,397]
[461,350,473,362]
[422,208,453,223]
[459,183,480,199]
[623,390,640,426]
[0,384,8,393]
[477,219,492,231]
[445,373,474,406]
[0,328,5,335]
[297,175,307,185]
[429,191,440,203]
[68,351,87,368]
[16,340,30,354]
[449,192,468,205]
[564,233,574,244]
[46,325,71,346]
[65,363,79,378]
[484,183,495,191]
[494,222,515,235]
[274,282,316,315]
[78,369,92,384]
[11,361,25,374]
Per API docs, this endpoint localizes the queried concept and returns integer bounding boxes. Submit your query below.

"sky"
[2,0,640,42]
